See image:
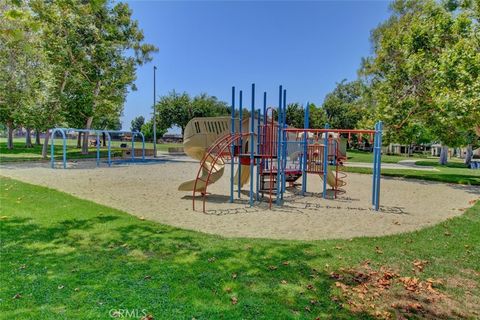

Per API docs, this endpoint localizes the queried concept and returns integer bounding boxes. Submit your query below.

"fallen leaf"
[444,231,452,236]
[231,296,238,305]
[144,275,152,280]
[304,306,311,312]
[58,285,64,290]
[268,265,278,271]
[208,257,216,263]
[282,261,290,266]
[74,288,80,292]
[306,284,315,290]
[375,246,383,254]
[231,273,237,279]
[412,260,428,272]
[280,280,288,284]
[139,216,145,220]
[12,293,21,299]
[225,287,232,293]
[141,315,154,320]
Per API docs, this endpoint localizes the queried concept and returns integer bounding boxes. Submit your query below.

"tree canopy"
[359,0,479,148]
[155,92,229,134]
[0,0,157,153]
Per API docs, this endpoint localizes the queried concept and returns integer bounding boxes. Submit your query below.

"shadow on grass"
[1,214,377,319]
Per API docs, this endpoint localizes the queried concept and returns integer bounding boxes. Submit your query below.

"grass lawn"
[0,138,182,163]
[345,162,480,185]
[1,176,479,319]
[347,150,439,164]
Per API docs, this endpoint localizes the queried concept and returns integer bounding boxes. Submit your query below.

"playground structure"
[50,128,146,169]
[179,84,383,212]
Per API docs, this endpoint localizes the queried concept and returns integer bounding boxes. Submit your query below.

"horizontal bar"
[283,128,376,134]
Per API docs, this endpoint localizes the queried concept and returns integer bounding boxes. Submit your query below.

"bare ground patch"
[331,262,480,319]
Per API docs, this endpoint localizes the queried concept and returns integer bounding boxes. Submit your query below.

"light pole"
[153,65,157,157]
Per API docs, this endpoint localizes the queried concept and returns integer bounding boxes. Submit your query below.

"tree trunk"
[439,145,449,165]
[25,127,33,148]
[6,122,14,149]
[465,145,473,167]
[102,132,106,147]
[35,129,41,145]
[77,132,82,148]
[81,117,93,154]
[41,130,50,158]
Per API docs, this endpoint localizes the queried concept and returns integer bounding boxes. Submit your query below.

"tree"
[273,103,326,129]
[0,1,53,149]
[140,119,167,142]
[322,80,368,130]
[156,92,229,135]
[285,103,304,128]
[31,0,158,156]
[360,0,480,164]
[131,116,145,132]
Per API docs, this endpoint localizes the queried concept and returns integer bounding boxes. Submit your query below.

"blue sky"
[123,1,391,131]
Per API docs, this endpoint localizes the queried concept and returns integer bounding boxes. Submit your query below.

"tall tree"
[322,80,368,130]
[130,116,145,132]
[360,0,480,164]
[0,1,53,149]
[32,0,157,155]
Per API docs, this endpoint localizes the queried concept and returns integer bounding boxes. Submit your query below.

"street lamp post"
[153,65,157,157]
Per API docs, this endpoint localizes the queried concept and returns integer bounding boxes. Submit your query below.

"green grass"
[1,176,479,319]
[0,138,182,163]
[346,162,480,185]
[347,150,434,164]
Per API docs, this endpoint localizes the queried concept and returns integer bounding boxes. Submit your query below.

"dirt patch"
[0,160,478,240]
[331,262,480,319]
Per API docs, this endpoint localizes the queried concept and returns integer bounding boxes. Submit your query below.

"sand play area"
[1,159,478,240]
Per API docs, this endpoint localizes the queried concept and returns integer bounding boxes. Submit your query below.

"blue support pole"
[140,132,145,161]
[230,86,235,203]
[51,128,67,169]
[131,132,135,161]
[249,83,255,207]
[281,89,287,198]
[238,90,243,198]
[50,129,55,169]
[62,130,66,169]
[322,123,330,199]
[372,121,383,211]
[107,132,112,167]
[262,91,267,171]
[96,132,100,167]
[256,109,261,201]
[301,103,309,195]
[372,122,378,206]
[276,85,283,205]
[376,121,383,211]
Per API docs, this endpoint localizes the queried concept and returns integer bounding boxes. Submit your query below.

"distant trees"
[322,80,368,130]
[0,0,157,156]
[130,116,145,132]
[155,91,229,135]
